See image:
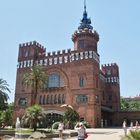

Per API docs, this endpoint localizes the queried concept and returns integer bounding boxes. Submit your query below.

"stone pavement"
[59,127,131,140]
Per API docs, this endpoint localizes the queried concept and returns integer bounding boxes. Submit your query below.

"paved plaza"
[1,127,135,140]
[56,127,131,140]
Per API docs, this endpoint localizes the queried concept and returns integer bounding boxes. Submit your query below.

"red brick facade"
[13,5,140,128]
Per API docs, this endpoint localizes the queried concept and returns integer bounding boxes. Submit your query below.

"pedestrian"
[130,121,133,129]
[75,122,87,140]
[135,120,139,130]
[122,120,127,136]
[58,121,64,139]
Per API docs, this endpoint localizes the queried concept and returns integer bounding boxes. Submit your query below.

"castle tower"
[70,1,101,127]
[72,1,99,52]
[101,63,120,111]
[18,41,46,64]
[14,41,46,120]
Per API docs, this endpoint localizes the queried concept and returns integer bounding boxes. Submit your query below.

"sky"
[0,0,140,102]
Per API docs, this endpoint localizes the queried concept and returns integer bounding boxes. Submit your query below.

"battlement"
[46,49,71,57]
[72,29,99,42]
[17,49,100,69]
[19,41,46,51]
[101,63,118,68]
[101,63,119,84]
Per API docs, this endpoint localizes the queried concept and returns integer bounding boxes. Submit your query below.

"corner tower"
[72,1,99,52]
[101,63,120,112]
[70,1,101,127]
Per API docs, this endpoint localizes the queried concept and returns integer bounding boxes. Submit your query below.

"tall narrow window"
[79,76,84,87]
[54,95,57,104]
[50,95,53,104]
[46,95,49,104]
[58,94,61,104]
[78,40,85,48]
[62,94,65,104]
[39,95,42,105]
[43,95,46,105]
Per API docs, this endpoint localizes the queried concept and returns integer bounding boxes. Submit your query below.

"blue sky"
[0,0,140,102]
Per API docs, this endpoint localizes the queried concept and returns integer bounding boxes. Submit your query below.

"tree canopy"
[21,104,46,131]
[0,78,11,110]
[121,97,140,110]
[22,65,47,105]
[63,107,80,129]
[0,103,13,128]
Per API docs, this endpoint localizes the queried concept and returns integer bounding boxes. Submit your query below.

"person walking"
[123,120,127,136]
[75,122,87,140]
[130,121,133,129]
[135,120,139,130]
[58,121,64,139]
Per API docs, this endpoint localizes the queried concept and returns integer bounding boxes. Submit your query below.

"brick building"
[14,3,123,127]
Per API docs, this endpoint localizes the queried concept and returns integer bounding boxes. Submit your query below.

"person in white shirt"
[74,122,86,140]
[58,121,64,139]
[122,120,127,136]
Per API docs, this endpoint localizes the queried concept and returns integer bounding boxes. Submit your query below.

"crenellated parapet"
[101,63,119,84]
[19,41,45,51]
[101,63,118,67]
[18,41,46,61]
[72,28,99,42]
[17,48,100,69]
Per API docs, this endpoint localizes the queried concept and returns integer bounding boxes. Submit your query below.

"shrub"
[122,130,140,140]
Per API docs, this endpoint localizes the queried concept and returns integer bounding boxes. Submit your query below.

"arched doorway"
[45,110,64,127]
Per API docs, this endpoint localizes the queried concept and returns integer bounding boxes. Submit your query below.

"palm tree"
[0,78,11,110]
[63,107,80,129]
[21,104,46,131]
[22,65,47,105]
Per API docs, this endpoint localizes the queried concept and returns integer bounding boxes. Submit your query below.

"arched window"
[79,76,85,87]
[46,95,49,104]
[50,95,53,104]
[39,95,42,104]
[43,95,46,104]
[62,94,65,104]
[18,98,27,106]
[78,40,85,48]
[58,94,61,104]
[54,95,57,104]
[48,74,60,88]
[76,95,88,103]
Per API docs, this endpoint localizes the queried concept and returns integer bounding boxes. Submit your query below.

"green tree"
[120,97,130,110]
[0,78,11,110]
[63,107,80,129]
[0,103,14,128]
[22,65,47,105]
[120,97,140,111]
[21,104,46,131]
[129,101,140,110]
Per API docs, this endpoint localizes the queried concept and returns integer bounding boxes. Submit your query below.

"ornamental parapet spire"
[78,0,93,31]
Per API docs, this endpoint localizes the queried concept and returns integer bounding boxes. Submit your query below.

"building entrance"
[46,113,63,127]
